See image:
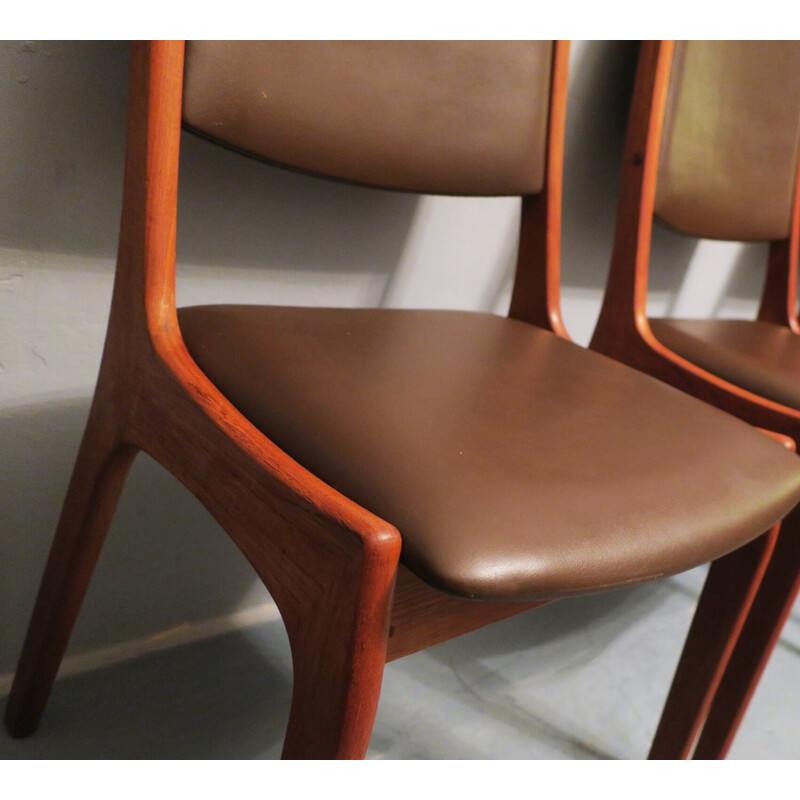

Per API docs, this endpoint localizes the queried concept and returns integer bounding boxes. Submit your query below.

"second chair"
[592,39,800,759]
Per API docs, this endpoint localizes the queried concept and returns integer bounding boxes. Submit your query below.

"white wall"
[0,41,770,677]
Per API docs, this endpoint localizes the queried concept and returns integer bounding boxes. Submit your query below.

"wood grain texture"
[3,41,403,759]
[590,40,800,759]
[4,39,573,759]
[2,410,137,738]
[9,37,784,761]
[387,566,544,662]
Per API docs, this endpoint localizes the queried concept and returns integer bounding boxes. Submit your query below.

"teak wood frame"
[591,39,800,759]
[1,39,779,759]
[2,39,552,760]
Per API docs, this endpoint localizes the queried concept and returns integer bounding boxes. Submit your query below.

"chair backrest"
[182,41,554,197]
[654,40,800,242]
[591,40,800,354]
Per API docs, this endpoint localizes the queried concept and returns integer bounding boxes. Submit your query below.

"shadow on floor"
[0,581,678,759]
[1,621,292,759]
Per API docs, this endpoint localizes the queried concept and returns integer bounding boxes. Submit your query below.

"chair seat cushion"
[178,306,800,601]
[651,318,800,410]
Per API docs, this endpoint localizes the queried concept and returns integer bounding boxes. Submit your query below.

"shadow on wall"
[0,41,129,256]
[177,132,420,274]
[561,41,704,337]
[561,39,641,292]
[561,41,768,329]
[0,615,293,758]
[713,242,770,317]
[0,572,666,758]
[0,40,420,280]
[648,222,699,295]
[0,40,769,305]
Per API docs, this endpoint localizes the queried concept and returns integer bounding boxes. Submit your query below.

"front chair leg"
[129,369,402,760]
[692,506,800,759]
[279,548,398,759]
[181,483,399,760]
[648,526,778,759]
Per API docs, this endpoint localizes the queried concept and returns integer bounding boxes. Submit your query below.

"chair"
[5,40,800,759]
[591,40,800,758]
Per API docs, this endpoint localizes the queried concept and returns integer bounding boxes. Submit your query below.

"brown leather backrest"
[182,41,553,196]
[654,40,800,242]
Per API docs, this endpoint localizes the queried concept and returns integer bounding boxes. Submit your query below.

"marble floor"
[2,565,799,760]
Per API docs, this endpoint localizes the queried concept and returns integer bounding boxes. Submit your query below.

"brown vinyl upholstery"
[654,40,800,241]
[182,41,552,196]
[651,318,800,411]
[178,305,800,601]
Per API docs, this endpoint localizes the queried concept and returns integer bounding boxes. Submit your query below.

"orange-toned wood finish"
[3,40,571,760]
[648,525,778,759]
[591,40,800,759]
[4,38,782,760]
[387,566,545,663]
[3,40,403,760]
[508,39,570,338]
[693,506,800,758]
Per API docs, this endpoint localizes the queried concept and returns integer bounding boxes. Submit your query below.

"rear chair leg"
[648,527,778,759]
[4,404,137,738]
[693,507,800,759]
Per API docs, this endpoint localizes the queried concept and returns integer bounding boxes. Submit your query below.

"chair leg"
[280,562,395,759]
[200,510,395,759]
[692,507,800,759]
[126,377,401,760]
[3,406,137,738]
[648,527,778,759]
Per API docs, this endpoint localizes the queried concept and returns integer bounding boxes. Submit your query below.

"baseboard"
[0,601,282,698]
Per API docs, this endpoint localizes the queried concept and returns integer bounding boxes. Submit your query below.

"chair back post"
[590,40,674,355]
[758,158,800,332]
[106,40,185,365]
[508,40,569,337]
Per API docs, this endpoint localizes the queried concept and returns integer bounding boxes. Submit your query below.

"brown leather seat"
[651,319,800,411]
[178,304,800,601]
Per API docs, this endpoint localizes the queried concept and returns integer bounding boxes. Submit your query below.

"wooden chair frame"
[591,39,800,759]
[1,39,781,759]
